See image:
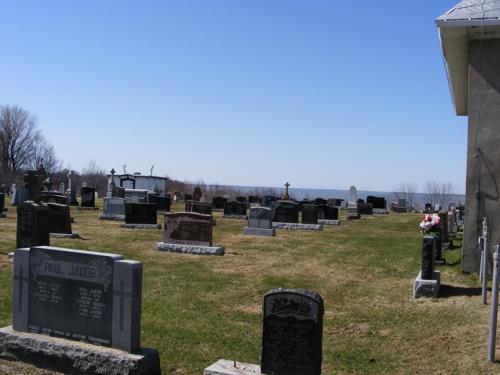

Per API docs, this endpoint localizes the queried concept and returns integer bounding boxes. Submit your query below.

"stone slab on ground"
[204,359,261,375]
[372,209,389,215]
[76,206,99,211]
[121,224,162,230]
[99,213,125,221]
[156,242,224,256]
[0,326,161,375]
[414,270,440,299]
[272,222,323,231]
[243,227,276,237]
[318,219,340,225]
[49,233,81,239]
[222,215,247,220]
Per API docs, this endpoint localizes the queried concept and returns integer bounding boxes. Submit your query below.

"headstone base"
[272,222,323,231]
[318,219,340,225]
[413,270,440,299]
[372,209,389,215]
[346,214,361,220]
[99,213,126,221]
[121,224,162,230]
[0,326,161,375]
[212,208,224,212]
[223,215,248,220]
[205,359,261,375]
[243,227,276,236]
[77,206,99,211]
[156,242,224,256]
[49,232,81,239]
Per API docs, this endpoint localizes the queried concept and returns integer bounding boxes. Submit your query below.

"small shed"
[437,0,500,272]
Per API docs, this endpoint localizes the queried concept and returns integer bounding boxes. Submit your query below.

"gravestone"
[47,203,72,234]
[125,203,157,225]
[282,182,291,200]
[357,202,373,215]
[112,186,126,198]
[261,288,324,375]
[3,246,161,375]
[272,201,299,223]
[317,205,339,221]
[187,201,213,216]
[80,187,96,207]
[414,236,440,298]
[298,200,313,210]
[157,195,171,212]
[67,170,78,206]
[248,195,260,204]
[397,199,408,213]
[235,196,247,203]
[184,193,193,201]
[262,195,280,207]
[223,201,247,218]
[193,187,203,201]
[301,204,319,224]
[58,183,65,194]
[346,202,360,220]
[162,212,213,246]
[100,197,126,220]
[16,202,50,249]
[438,211,450,243]
[25,171,40,202]
[0,193,5,217]
[425,203,433,212]
[244,207,275,236]
[39,193,69,205]
[347,186,357,204]
[314,198,327,206]
[147,193,159,205]
[212,196,228,210]
[366,196,386,209]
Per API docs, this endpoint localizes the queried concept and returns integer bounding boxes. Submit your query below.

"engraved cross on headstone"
[13,266,29,312]
[113,281,131,331]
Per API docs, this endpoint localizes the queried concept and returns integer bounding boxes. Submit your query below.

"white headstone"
[347,186,357,204]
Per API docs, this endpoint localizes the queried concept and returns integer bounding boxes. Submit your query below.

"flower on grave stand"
[419,214,441,235]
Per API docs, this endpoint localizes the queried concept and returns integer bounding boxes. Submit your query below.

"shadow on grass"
[440,284,482,298]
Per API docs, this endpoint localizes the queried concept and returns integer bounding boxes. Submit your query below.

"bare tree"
[26,135,61,174]
[81,159,107,194]
[393,182,418,209]
[424,180,454,209]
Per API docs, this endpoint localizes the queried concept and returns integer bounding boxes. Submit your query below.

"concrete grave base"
[413,270,440,299]
[156,242,224,256]
[99,213,125,221]
[318,219,340,225]
[372,208,389,215]
[76,206,99,211]
[212,208,224,212]
[272,222,323,231]
[0,326,161,375]
[243,227,276,237]
[223,215,248,220]
[346,214,361,220]
[49,232,81,239]
[121,224,162,230]
[205,359,262,375]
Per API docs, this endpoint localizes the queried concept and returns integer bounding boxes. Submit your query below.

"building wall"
[463,39,500,273]
[107,175,168,196]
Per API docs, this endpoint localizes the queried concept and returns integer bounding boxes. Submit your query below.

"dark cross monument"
[261,288,324,375]
[282,182,290,200]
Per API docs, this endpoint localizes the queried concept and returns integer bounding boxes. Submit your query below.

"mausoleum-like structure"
[437,0,500,272]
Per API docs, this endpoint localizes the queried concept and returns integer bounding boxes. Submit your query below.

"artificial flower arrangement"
[419,214,441,234]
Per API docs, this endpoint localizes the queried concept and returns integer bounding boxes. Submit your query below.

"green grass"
[0,201,496,374]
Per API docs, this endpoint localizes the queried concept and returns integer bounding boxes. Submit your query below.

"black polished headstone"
[366,196,386,209]
[186,201,212,215]
[262,195,280,207]
[301,204,318,224]
[125,203,157,224]
[235,196,247,203]
[248,195,260,204]
[16,202,50,248]
[313,198,327,206]
[298,200,313,210]
[24,170,40,202]
[316,204,338,220]
[357,202,373,215]
[80,187,96,207]
[422,236,435,280]
[47,203,72,234]
[212,196,228,209]
[272,201,299,223]
[223,201,247,216]
[112,186,125,198]
[157,195,171,211]
[39,193,69,205]
[261,288,324,375]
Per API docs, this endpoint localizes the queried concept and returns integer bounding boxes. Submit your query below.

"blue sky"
[0,1,466,193]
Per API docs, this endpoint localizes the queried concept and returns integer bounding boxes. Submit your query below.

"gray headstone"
[163,212,213,246]
[248,207,273,229]
[103,197,126,216]
[12,246,142,353]
[347,186,357,204]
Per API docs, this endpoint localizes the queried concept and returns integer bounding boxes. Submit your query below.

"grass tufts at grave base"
[0,201,496,374]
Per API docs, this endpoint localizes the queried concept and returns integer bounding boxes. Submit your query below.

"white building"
[107,173,168,197]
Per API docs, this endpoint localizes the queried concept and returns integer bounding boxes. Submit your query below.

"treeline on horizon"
[0,105,458,207]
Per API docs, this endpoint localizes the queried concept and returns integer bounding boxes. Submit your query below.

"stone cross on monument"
[67,171,72,193]
[282,182,290,200]
[110,168,116,189]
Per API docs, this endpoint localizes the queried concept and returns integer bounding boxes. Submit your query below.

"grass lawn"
[0,201,495,374]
